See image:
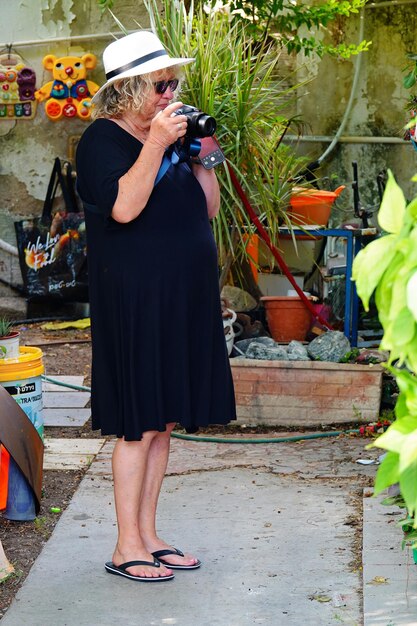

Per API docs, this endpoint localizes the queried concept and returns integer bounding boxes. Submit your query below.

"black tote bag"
[14,158,88,302]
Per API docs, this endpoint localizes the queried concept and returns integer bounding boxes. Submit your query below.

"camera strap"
[154,138,201,187]
[154,153,176,187]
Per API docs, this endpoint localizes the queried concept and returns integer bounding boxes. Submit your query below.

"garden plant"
[0,319,14,339]
[98,0,370,58]
[97,0,370,292]
[353,171,417,538]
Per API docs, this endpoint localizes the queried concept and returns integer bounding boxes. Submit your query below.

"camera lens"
[196,114,216,137]
[175,105,217,138]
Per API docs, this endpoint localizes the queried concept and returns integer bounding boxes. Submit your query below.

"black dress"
[76,119,236,440]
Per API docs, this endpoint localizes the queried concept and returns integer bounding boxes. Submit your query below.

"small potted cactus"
[0,318,20,359]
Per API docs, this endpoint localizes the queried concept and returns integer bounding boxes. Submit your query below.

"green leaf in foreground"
[374,451,400,495]
[399,461,417,521]
[378,170,406,234]
[399,431,417,473]
[390,308,416,346]
[407,271,417,321]
[352,234,396,310]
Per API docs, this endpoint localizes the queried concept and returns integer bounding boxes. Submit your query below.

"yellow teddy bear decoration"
[35,53,99,121]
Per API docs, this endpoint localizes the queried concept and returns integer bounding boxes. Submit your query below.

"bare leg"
[139,422,199,567]
[111,434,173,578]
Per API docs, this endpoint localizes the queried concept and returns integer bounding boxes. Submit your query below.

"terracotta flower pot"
[260,296,312,342]
[289,185,345,226]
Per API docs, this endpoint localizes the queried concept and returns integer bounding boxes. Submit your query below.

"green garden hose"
[41,374,360,443]
[42,374,92,393]
[170,430,359,444]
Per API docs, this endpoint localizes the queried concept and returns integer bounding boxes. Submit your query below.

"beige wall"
[0,0,149,243]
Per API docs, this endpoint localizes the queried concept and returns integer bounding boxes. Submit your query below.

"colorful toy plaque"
[35,53,99,121]
[0,53,37,120]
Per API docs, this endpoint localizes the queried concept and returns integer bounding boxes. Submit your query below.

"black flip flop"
[104,558,175,581]
[152,548,202,570]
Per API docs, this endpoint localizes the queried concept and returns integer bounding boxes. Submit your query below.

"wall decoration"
[0,51,37,120]
[35,53,99,121]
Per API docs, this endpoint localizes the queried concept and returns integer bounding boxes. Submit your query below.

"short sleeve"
[76,119,142,218]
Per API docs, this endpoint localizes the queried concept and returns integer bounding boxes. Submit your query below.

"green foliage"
[217,0,370,57]
[353,171,417,527]
[97,0,371,58]
[353,171,417,369]
[339,347,360,363]
[96,0,113,11]
[144,0,309,260]
[0,318,14,338]
[403,53,417,91]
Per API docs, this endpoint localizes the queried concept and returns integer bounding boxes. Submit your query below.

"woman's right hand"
[147,101,188,150]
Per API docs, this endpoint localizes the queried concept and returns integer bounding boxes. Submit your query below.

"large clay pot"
[260,296,312,342]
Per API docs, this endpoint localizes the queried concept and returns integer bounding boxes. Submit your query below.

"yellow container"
[0,347,44,437]
[0,347,44,382]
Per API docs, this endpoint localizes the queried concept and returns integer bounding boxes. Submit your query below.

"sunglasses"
[154,79,179,94]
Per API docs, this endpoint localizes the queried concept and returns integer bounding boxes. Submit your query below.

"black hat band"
[106,49,168,80]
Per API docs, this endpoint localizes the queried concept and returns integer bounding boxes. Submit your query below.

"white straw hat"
[92,30,194,102]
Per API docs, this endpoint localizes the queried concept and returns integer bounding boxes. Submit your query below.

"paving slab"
[43,408,91,427]
[43,438,106,470]
[1,443,362,626]
[363,490,417,625]
[166,432,381,480]
[42,392,90,408]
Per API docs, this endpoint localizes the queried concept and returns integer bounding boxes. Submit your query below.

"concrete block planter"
[230,358,383,427]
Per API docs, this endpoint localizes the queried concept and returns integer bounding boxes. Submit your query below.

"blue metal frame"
[279,228,377,346]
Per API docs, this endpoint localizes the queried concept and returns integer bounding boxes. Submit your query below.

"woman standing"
[76,30,236,583]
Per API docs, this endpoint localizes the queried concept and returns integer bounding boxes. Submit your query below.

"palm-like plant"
[0,318,14,338]
[143,1,310,289]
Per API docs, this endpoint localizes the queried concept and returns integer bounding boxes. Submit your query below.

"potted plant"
[0,318,20,359]
[144,0,310,295]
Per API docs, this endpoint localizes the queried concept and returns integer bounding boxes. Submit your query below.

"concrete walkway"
[1,435,416,625]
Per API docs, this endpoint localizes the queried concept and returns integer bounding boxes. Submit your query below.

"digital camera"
[174,105,216,138]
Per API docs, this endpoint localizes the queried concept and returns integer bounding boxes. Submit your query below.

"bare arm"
[111,102,187,223]
[191,164,221,219]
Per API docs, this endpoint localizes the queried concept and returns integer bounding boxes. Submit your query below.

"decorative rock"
[234,337,275,354]
[221,286,257,312]
[307,331,351,363]
[246,342,288,361]
[287,340,310,361]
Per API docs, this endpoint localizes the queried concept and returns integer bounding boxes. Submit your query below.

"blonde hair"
[92,67,182,119]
